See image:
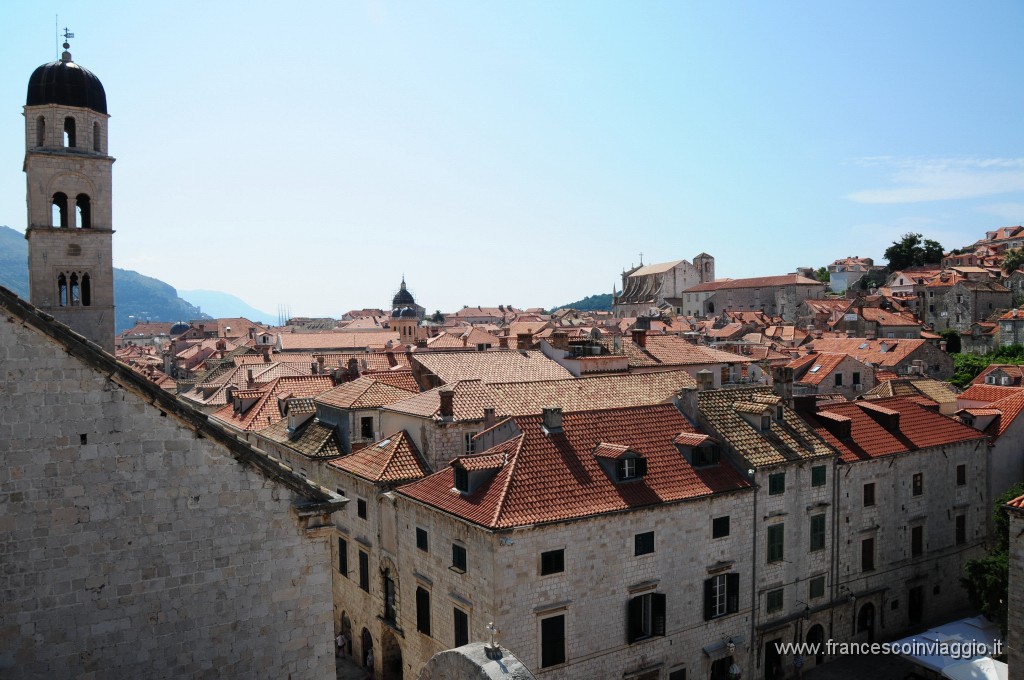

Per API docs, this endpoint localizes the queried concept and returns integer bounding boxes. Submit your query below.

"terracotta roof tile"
[412,350,573,384]
[330,430,430,483]
[397,404,751,528]
[208,375,335,431]
[315,377,417,410]
[698,387,835,467]
[261,416,343,458]
[687,274,822,293]
[807,397,985,463]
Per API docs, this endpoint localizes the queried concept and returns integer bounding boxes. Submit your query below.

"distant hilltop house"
[612,254,715,318]
[827,256,885,293]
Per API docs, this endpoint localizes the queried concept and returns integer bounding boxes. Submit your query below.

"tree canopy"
[883,233,944,270]
[960,482,1024,635]
[1002,247,1024,275]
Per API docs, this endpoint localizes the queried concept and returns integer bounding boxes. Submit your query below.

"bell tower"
[23,36,115,352]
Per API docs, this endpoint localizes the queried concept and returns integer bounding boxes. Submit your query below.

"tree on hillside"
[884,233,944,270]
[960,481,1024,635]
[1002,248,1024,275]
[814,266,830,283]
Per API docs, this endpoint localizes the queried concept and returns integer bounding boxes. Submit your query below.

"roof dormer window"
[616,457,647,481]
[454,467,469,493]
[593,443,647,483]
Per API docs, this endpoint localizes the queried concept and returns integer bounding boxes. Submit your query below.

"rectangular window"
[360,416,374,439]
[540,549,564,575]
[956,464,966,486]
[416,587,431,635]
[338,537,348,577]
[358,550,369,591]
[357,498,367,519]
[911,526,923,557]
[766,588,783,613]
[912,473,923,496]
[861,538,875,572]
[416,527,429,552]
[809,576,825,599]
[634,531,655,556]
[451,544,467,573]
[834,373,844,387]
[454,608,469,647]
[955,514,966,546]
[540,615,566,668]
[712,516,730,539]
[669,671,687,680]
[626,592,666,643]
[768,472,786,495]
[704,572,740,620]
[810,514,826,552]
[767,524,784,563]
[853,371,861,386]
[811,465,826,487]
[464,431,478,455]
[863,482,876,507]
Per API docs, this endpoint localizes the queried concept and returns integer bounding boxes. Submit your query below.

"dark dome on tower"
[392,278,415,307]
[26,50,107,114]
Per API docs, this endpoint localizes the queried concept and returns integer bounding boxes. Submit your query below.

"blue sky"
[2,1,1023,317]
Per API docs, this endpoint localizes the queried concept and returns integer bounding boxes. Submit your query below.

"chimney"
[416,338,428,348]
[439,389,455,419]
[551,330,569,351]
[262,347,271,363]
[939,340,948,352]
[696,369,714,391]
[483,407,496,429]
[498,336,509,349]
[317,356,326,370]
[772,366,794,407]
[311,362,318,375]
[246,369,254,388]
[542,407,563,434]
[631,328,647,348]
[517,333,533,350]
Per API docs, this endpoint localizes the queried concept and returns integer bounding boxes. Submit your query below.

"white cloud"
[847,157,1024,204]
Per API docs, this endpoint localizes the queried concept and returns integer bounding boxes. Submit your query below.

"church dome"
[26,49,107,114]
[399,307,418,319]
[392,278,415,307]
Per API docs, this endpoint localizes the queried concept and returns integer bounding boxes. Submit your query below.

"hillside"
[0,225,208,333]
[552,293,613,312]
[178,289,275,325]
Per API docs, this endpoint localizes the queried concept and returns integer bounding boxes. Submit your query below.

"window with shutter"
[627,592,666,643]
[416,587,431,635]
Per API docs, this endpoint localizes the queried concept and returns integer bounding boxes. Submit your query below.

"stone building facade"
[680,274,825,322]
[613,255,715,318]
[0,286,344,678]
[1008,496,1024,674]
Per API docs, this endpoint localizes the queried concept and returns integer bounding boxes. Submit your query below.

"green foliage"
[950,345,1024,387]
[430,309,445,323]
[814,266,830,283]
[1003,248,1024,275]
[552,293,613,313]
[884,232,944,270]
[960,482,1024,634]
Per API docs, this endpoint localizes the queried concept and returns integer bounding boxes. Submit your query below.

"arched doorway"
[381,627,404,680]
[857,602,875,643]
[360,628,374,673]
[339,612,352,657]
[806,624,825,664]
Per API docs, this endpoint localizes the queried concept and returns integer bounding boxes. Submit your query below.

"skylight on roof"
[859,343,869,349]
[809,365,821,373]
[377,438,391,448]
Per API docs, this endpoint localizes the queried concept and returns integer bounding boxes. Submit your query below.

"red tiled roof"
[958,384,1022,403]
[276,331,400,352]
[807,397,985,463]
[208,375,335,431]
[330,431,430,484]
[1007,494,1024,509]
[686,274,822,293]
[412,350,573,384]
[397,404,751,528]
[315,377,417,410]
[384,380,496,420]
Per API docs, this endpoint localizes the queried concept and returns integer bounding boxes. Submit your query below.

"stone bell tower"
[23,36,115,352]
